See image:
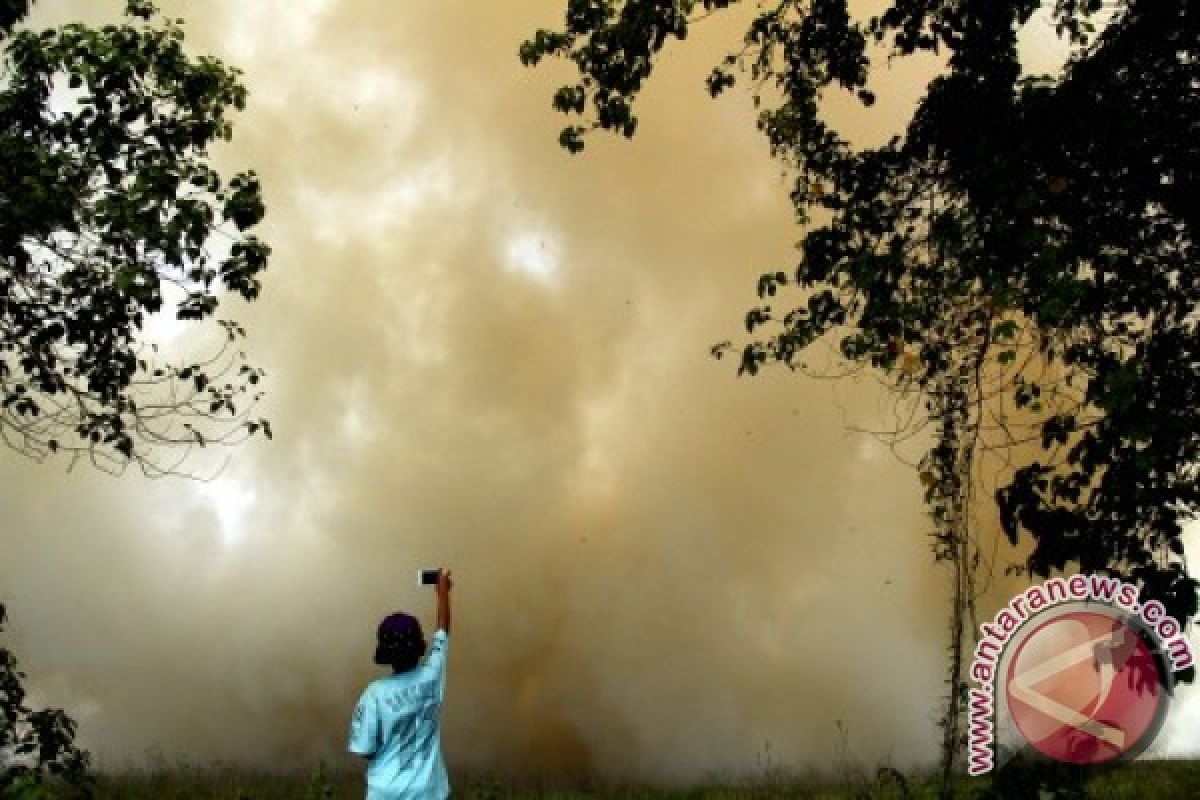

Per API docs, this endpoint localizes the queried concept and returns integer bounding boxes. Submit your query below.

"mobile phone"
[417,569,440,587]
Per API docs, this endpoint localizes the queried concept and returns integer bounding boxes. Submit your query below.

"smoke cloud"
[1,0,1195,783]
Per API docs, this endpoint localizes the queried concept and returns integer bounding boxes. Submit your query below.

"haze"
[1,0,1196,782]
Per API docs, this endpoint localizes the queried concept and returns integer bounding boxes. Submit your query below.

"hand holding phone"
[417,568,453,634]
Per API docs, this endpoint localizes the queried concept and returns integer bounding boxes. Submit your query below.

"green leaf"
[992,320,1019,340]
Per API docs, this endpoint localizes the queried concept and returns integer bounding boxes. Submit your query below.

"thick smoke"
[1,0,1195,783]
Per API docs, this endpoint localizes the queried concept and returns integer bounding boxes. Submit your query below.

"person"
[348,568,453,800]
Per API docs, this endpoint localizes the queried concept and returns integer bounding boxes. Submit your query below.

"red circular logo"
[1004,607,1170,765]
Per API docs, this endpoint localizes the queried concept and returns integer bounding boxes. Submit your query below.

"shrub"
[0,604,93,799]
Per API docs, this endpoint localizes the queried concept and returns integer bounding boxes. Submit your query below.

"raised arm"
[436,568,453,635]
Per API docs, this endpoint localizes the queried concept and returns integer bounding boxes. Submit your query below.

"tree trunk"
[934,318,989,800]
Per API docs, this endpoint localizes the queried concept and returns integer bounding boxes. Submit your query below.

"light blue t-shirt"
[348,629,450,800]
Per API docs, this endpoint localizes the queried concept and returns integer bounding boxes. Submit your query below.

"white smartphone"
[417,568,440,587]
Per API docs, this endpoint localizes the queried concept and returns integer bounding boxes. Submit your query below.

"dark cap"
[374,612,425,665]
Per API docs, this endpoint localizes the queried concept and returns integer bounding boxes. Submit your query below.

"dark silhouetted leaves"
[0,0,272,472]
[527,0,1200,636]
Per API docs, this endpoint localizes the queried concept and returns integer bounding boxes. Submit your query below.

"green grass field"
[76,758,1200,799]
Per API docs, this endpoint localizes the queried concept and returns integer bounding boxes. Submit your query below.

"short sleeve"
[425,629,449,702]
[347,686,380,756]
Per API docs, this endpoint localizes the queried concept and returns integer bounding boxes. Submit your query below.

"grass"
[73,757,1200,799]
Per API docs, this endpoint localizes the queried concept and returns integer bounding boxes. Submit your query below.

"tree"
[522,0,1198,788]
[1,2,270,793]
[1,0,271,478]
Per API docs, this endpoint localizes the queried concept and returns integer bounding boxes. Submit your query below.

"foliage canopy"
[1,0,271,477]
[523,0,1199,642]
[2,1,270,791]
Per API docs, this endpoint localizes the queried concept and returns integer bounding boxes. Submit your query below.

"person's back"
[349,569,453,800]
